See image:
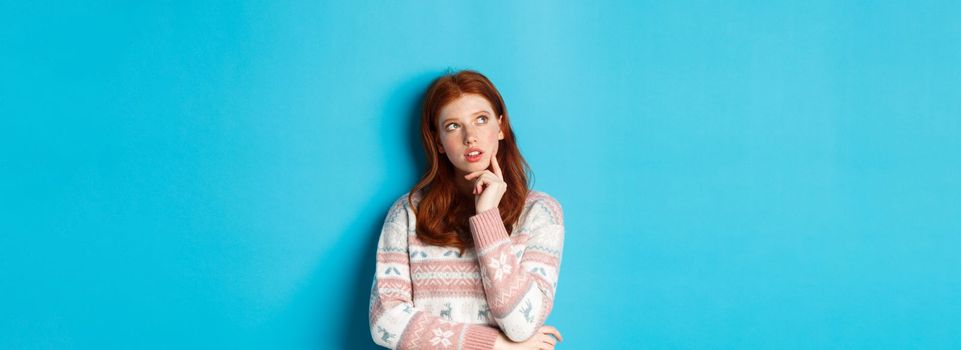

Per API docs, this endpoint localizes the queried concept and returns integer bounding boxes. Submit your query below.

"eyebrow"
[441,110,491,125]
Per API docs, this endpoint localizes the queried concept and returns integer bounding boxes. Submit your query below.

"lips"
[464,147,484,162]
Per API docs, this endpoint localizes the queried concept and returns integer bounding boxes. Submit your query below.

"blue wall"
[3,1,959,349]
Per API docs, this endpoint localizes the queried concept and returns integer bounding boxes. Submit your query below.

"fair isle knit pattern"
[369,190,565,349]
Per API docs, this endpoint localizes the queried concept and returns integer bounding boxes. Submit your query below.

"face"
[436,93,504,175]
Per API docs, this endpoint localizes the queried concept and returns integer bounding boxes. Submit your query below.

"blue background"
[3,1,960,349]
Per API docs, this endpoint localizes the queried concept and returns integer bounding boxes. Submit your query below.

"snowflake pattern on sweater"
[369,190,565,349]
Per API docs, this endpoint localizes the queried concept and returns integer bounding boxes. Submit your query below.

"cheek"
[484,128,501,141]
[438,136,457,158]
[439,135,455,149]
[470,127,490,138]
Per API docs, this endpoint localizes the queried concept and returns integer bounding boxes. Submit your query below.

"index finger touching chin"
[491,151,503,176]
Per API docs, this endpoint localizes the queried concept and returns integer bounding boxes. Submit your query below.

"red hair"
[407,70,533,255]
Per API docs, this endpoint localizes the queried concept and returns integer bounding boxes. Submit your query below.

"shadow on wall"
[333,70,442,349]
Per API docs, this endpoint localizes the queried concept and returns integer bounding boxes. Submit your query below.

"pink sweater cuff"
[469,207,511,249]
[463,325,500,350]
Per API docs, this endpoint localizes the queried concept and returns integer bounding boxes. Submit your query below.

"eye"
[445,123,459,132]
[477,115,488,124]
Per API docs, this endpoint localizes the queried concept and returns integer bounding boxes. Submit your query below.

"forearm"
[468,207,559,341]
[371,297,500,349]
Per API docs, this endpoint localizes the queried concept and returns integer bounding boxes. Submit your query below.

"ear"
[438,142,445,154]
[498,115,505,140]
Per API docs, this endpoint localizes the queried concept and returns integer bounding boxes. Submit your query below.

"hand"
[464,148,507,214]
[494,326,563,350]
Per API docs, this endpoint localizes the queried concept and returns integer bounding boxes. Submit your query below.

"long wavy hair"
[407,70,533,255]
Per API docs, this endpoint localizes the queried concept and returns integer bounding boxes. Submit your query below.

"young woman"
[369,70,565,350]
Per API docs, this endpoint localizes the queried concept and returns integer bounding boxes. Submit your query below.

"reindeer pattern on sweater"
[368,190,565,349]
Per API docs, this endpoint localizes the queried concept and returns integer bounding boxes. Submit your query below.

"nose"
[463,126,478,145]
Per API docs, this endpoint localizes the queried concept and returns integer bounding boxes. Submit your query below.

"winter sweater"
[369,190,565,349]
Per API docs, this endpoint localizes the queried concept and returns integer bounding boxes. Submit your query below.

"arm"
[369,197,501,350]
[468,197,565,342]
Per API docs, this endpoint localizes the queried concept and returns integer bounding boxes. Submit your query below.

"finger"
[474,179,484,195]
[473,175,490,194]
[465,170,497,181]
[540,335,557,346]
[540,327,562,342]
[463,170,488,180]
[490,150,503,179]
[476,174,498,194]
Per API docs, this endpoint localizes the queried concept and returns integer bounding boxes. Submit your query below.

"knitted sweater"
[369,190,565,349]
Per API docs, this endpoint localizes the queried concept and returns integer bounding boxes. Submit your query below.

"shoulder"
[525,190,563,210]
[384,190,422,226]
[389,191,417,209]
[391,190,424,210]
[523,190,564,225]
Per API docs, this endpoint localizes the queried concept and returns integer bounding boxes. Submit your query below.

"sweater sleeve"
[369,197,501,350]
[468,196,565,342]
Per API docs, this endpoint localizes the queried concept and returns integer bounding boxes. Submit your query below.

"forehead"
[438,94,494,123]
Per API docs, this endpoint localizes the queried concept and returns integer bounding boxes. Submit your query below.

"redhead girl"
[370,70,565,350]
